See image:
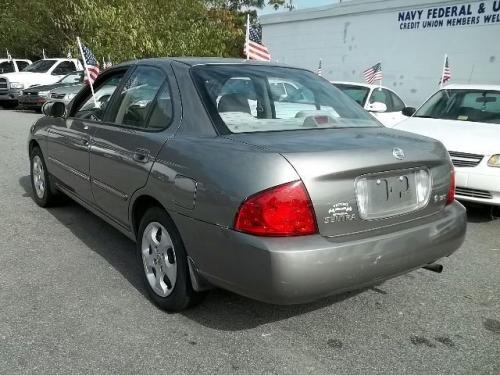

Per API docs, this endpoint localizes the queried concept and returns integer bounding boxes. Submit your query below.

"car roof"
[116,57,297,69]
[331,81,389,90]
[441,83,500,91]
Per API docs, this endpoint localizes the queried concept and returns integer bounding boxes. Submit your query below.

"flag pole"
[77,37,98,108]
[440,54,447,89]
[245,14,250,61]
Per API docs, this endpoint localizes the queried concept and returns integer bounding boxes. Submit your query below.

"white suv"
[0,58,83,108]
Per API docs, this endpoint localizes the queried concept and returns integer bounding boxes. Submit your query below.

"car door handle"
[133,149,149,163]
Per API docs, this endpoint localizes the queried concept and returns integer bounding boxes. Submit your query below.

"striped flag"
[317,59,322,76]
[80,42,100,84]
[439,55,451,86]
[245,17,271,62]
[363,62,383,84]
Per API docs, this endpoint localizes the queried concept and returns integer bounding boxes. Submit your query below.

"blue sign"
[398,1,500,30]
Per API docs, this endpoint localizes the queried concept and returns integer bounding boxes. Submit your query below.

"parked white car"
[0,58,83,108]
[394,84,500,206]
[0,58,32,74]
[332,81,408,127]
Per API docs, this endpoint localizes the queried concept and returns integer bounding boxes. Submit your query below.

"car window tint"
[110,66,164,128]
[147,83,173,130]
[390,92,405,111]
[16,61,30,71]
[334,85,370,106]
[52,61,77,75]
[0,61,15,73]
[74,73,125,121]
[191,65,379,133]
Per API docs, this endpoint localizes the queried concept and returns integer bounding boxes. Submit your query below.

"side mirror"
[42,101,66,118]
[367,101,387,113]
[402,107,416,116]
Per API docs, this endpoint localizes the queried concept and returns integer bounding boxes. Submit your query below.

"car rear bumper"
[18,95,47,108]
[175,201,467,304]
[455,167,500,206]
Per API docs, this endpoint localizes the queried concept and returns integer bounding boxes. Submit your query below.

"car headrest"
[218,93,251,114]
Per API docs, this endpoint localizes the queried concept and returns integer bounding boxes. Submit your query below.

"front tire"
[137,207,202,311]
[30,147,58,207]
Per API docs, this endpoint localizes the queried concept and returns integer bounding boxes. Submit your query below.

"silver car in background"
[28,58,466,311]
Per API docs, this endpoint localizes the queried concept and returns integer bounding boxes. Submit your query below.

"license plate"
[355,169,431,220]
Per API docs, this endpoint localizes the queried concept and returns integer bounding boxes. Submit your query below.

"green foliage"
[0,0,273,62]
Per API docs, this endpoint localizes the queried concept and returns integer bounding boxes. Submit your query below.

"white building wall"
[261,0,500,106]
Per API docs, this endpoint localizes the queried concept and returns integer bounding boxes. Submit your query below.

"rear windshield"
[415,89,500,124]
[334,84,370,106]
[23,60,57,73]
[191,65,380,133]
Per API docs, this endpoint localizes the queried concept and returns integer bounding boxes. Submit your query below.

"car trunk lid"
[226,127,452,237]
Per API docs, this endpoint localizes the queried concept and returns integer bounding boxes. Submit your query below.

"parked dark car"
[18,71,84,111]
[28,58,466,311]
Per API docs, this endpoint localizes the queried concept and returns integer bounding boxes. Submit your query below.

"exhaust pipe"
[422,263,443,273]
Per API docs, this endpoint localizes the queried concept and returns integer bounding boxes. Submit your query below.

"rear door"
[89,63,178,227]
[46,69,126,203]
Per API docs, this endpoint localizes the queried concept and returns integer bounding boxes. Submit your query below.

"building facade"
[261,0,500,106]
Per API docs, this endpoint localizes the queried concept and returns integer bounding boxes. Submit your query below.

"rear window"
[334,84,370,106]
[191,65,379,134]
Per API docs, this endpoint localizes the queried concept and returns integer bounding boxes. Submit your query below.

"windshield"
[415,89,500,124]
[334,84,370,106]
[0,61,15,73]
[59,71,83,84]
[192,65,380,133]
[23,60,57,73]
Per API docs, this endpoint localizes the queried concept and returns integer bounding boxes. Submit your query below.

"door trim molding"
[48,156,90,182]
[92,178,128,201]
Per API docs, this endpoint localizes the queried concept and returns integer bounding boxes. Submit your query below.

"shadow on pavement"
[19,175,147,299]
[463,202,499,223]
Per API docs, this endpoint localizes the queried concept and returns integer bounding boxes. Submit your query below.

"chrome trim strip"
[92,178,128,201]
[48,156,90,182]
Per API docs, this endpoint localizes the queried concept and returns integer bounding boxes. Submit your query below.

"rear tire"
[30,147,59,207]
[137,207,203,311]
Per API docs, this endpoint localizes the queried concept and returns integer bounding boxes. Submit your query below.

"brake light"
[446,169,455,205]
[234,181,318,236]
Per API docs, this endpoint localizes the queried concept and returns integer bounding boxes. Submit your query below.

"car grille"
[50,93,65,99]
[455,187,492,199]
[23,91,40,96]
[0,77,7,93]
[449,151,483,168]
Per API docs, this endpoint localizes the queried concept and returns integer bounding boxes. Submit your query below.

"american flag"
[81,43,100,84]
[439,55,451,85]
[245,23,271,62]
[363,62,383,84]
[317,59,322,76]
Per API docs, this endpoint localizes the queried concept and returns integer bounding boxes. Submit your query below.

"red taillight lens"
[234,181,318,236]
[446,169,455,205]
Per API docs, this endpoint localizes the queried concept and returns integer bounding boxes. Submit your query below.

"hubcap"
[32,155,45,199]
[141,222,177,297]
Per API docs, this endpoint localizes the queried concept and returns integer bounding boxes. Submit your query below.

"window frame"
[68,66,130,122]
[101,64,175,132]
[51,61,77,76]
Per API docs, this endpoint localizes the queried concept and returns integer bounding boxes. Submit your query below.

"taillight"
[234,181,318,236]
[446,169,455,205]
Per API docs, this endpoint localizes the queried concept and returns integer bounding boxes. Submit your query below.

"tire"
[30,147,59,207]
[137,207,203,311]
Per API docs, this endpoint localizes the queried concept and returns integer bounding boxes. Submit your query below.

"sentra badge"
[324,202,356,224]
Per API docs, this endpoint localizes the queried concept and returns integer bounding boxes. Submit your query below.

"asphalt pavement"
[0,109,498,375]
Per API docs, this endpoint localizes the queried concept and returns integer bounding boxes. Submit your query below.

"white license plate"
[355,169,431,220]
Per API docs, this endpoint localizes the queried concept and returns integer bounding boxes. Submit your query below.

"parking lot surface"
[0,109,499,375]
